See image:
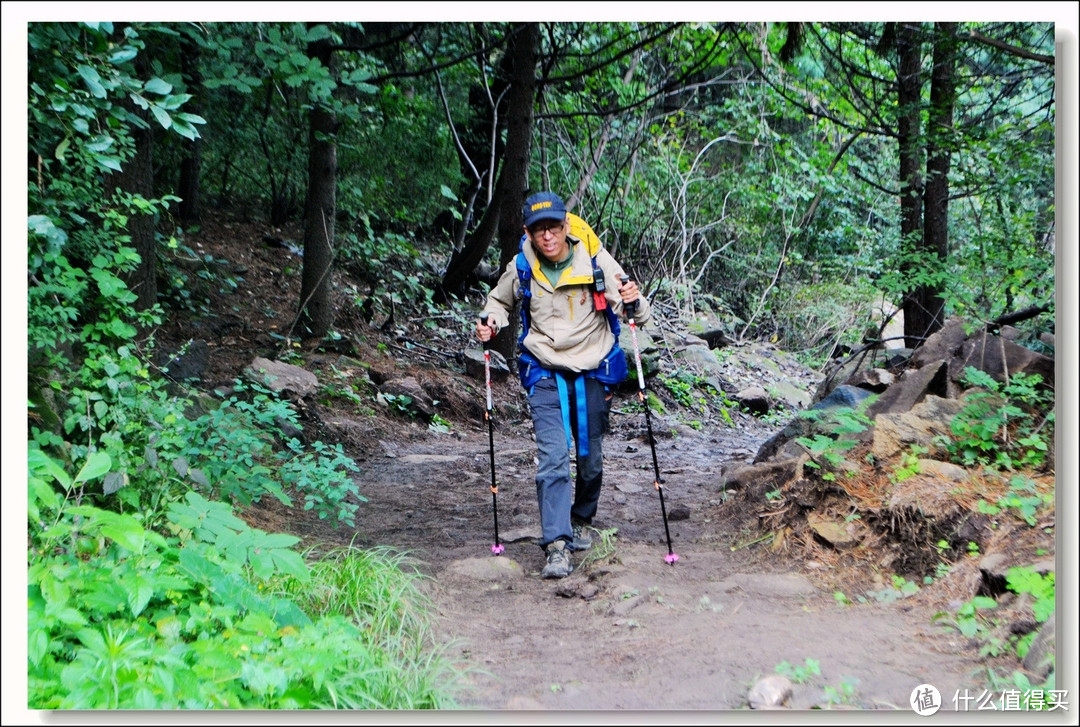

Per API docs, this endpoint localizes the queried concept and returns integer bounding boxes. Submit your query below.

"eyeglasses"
[529,221,564,236]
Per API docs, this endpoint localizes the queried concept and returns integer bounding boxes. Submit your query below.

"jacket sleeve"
[598,249,651,325]
[480,258,519,333]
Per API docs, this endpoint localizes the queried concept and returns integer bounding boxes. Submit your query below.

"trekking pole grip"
[620,275,637,320]
[479,313,491,349]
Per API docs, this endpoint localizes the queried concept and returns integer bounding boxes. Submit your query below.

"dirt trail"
[253,393,999,713]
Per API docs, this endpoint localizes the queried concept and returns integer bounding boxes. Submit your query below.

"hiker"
[475,191,651,579]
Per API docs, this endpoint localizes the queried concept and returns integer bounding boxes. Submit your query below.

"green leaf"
[95,156,124,172]
[75,451,112,483]
[143,77,173,95]
[28,448,72,488]
[150,104,173,129]
[259,533,301,549]
[71,509,146,553]
[76,64,107,98]
[85,134,115,152]
[109,319,138,339]
[109,47,138,64]
[269,549,309,581]
[128,573,154,617]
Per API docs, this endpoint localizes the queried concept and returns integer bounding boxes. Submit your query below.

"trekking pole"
[480,314,504,555]
[621,277,679,564]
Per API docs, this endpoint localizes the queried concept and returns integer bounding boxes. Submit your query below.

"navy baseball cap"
[522,191,567,228]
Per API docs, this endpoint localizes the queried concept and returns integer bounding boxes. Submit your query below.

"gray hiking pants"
[527,375,611,550]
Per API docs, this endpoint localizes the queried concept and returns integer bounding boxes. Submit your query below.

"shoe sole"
[541,566,573,579]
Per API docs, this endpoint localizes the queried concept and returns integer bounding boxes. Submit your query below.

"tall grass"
[272,543,463,709]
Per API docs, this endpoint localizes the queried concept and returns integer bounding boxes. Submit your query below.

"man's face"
[526,217,569,262]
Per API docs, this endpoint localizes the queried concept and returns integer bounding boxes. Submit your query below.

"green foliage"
[865,575,921,604]
[340,82,463,231]
[891,444,928,483]
[768,279,882,368]
[774,658,821,684]
[822,677,860,707]
[659,370,707,412]
[938,367,1053,470]
[28,477,456,709]
[580,527,620,568]
[976,474,1055,527]
[933,564,1053,669]
[796,404,871,479]
[1006,566,1055,624]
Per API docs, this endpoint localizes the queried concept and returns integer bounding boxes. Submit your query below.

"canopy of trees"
[23,16,1058,362]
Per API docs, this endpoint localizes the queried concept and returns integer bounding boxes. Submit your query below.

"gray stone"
[243,356,318,396]
[1021,612,1055,679]
[464,348,510,382]
[865,361,948,420]
[807,511,865,549]
[871,395,965,461]
[444,556,525,583]
[380,376,435,418]
[748,674,793,709]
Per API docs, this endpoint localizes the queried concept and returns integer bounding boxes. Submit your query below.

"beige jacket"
[482,215,651,373]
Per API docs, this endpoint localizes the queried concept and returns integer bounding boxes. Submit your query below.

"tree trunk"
[438,23,539,316]
[488,23,540,361]
[178,31,203,227]
[920,21,958,338]
[296,39,338,341]
[895,22,927,349]
[107,42,157,312]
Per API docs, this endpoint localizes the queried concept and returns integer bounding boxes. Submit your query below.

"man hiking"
[475,191,651,578]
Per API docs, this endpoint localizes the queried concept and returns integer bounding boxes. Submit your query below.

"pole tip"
[491,543,505,555]
[664,552,680,564]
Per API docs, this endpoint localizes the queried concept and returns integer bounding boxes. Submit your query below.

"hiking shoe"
[541,540,574,579]
[571,519,593,551]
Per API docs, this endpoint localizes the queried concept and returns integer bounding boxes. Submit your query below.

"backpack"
[514,213,627,390]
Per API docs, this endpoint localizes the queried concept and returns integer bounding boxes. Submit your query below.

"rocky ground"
[157,212,1058,715]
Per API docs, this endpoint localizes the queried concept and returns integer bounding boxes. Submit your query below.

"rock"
[379,376,435,418]
[870,395,965,461]
[736,385,771,415]
[754,385,872,463]
[865,361,949,419]
[444,556,524,583]
[766,379,812,410]
[846,367,895,391]
[910,318,970,369]
[159,339,210,382]
[748,674,793,709]
[1022,612,1055,678]
[667,504,690,521]
[916,458,970,483]
[463,348,510,382]
[243,356,318,396]
[958,329,1055,389]
[807,511,865,549]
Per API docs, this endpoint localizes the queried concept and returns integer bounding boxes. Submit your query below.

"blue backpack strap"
[515,243,532,343]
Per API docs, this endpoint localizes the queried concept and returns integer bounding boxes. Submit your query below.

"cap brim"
[525,211,566,228]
